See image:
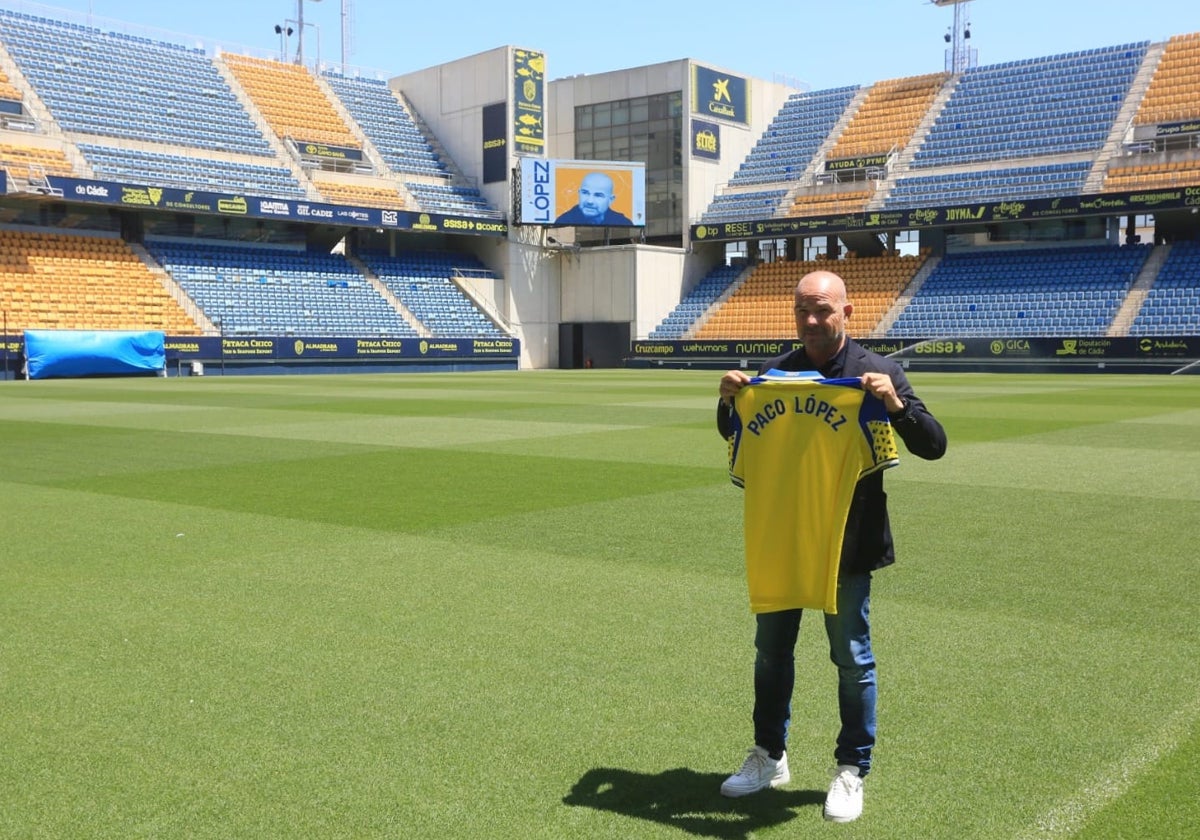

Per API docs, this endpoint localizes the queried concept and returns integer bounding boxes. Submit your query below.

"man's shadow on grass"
[563,766,825,839]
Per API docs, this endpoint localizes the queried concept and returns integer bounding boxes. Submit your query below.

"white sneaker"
[720,746,790,797]
[823,765,864,822]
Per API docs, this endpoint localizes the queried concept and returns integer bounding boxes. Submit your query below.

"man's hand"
[860,372,904,414]
[719,370,752,403]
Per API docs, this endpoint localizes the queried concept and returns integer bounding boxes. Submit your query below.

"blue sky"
[8,0,1197,89]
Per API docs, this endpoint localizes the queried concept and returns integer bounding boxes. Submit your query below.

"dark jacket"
[717,338,947,574]
[554,206,634,226]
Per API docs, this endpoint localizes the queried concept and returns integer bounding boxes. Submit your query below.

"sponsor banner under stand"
[690,186,1200,242]
[24,176,507,237]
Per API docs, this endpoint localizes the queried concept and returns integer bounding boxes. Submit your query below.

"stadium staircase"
[1107,242,1169,336]
[129,241,216,334]
[779,86,871,213]
[395,91,470,188]
[0,40,47,133]
[344,254,430,337]
[684,264,754,339]
[313,73,392,177]
[871,254,940,336]
[871,74,961,209]
[0,42,96,183]
[1084,41,1166,194]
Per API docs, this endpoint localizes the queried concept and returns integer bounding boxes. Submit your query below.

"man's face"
[576,174,614,219]
[793,284,848,358]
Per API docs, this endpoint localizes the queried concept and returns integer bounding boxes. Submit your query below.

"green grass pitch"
[1,370,1197,839]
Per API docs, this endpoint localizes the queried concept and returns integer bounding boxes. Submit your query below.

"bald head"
[796,270,847,304]
[793,270,852,366]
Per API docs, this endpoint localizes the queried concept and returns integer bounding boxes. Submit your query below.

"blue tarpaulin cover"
[24,330,166,380]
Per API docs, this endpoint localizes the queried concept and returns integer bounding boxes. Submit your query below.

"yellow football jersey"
[728,372,899,614]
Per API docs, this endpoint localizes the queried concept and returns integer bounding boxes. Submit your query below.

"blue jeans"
[751,572,876,776]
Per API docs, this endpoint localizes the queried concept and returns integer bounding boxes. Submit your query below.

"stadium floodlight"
[274,24,294,62]
[932,0,976,73]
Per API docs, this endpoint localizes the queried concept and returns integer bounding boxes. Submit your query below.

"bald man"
[554,172,634,226]
[715,270,947,823]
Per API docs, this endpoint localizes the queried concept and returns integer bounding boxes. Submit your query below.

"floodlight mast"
[295,0,323,65]
[932,0,976,73]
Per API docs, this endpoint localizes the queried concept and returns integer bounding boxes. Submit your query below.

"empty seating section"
[322,73,449,179]
[77,143,305,199]
[648,265,743,338]
[828,73,947,160]
[312,177,407,210]
[0,229,199,333]
[144,239,416,336]
[790,187,874,218]
[403,182,503,218]
[1130,241,1200,335]
[912,44,1148,167]
[0,141,76,178]
[885,162,1090,208]
[1135,32,1200,125]
[696,254,925,339]
[358,251,506,338]
[699,190,786,223]
[0,66,22,103]
[888,245,1150,337]
[0,9,271,155]
[1104,158,1200,191]
[222,54,360,150]
[729,86,859,186]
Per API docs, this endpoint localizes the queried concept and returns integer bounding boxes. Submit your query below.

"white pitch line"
[1018,694,1199,838]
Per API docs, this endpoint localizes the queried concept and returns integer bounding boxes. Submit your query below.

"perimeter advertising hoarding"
[517,158,646,227]
[690,186,1200,242]
[27,176,508,237]
[513,48,545,154]
[157,336,519,361]
[628,337,1200,360]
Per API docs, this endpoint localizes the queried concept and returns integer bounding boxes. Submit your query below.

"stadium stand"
[0,66,23,105]
[357,251,507,338]
[693,253,927,340]
[887,245,1151,337]
[827,73,948,162]
[648,264,744,339]
[0,229,199,334]
[1103,158,1200,191]
[699,190,788,224]
[884,161,1091,208]
[0,0,1196,368]
[0,140,76,179]
[143,239,417,337]
[1133,32,1200,126]
[0,8,273,156]
[221,53,362,151]
[728,86,860,186]
[402,182,503,218]
[911,43,1148,167]
[322,72,450,180]
[790,187,876,218]
[1130,241,1200,335]
[76,143,306,199]
[311,177,407,210]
